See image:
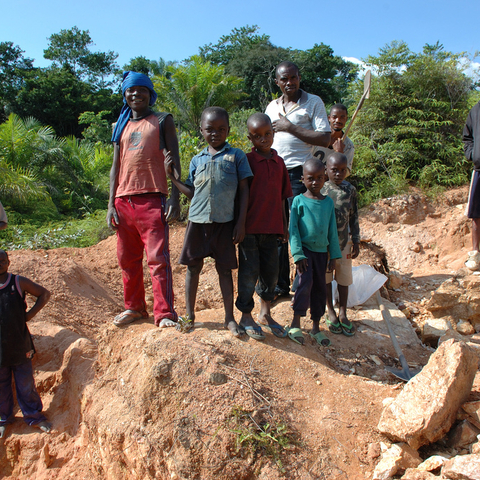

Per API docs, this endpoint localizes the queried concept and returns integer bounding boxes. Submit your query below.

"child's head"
[247,113,274,155]
[200,107,230,150]
[302,158,326,195]
[326,153,348,185]
[328,104,348,132]
[122,71,157,115]
[0,249,9,275]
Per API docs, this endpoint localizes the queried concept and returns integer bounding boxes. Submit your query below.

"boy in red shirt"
[235,113,292,339]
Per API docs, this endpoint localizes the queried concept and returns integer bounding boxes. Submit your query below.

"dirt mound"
[0,186,478,479]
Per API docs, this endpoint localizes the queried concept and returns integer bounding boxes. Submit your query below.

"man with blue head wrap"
[107,71,181,328]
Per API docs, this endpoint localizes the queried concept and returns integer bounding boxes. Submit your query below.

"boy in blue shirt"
[288,158,342,346]
[165,107,252,336]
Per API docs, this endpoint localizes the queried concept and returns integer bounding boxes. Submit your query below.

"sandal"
[285,326,304,345]
[325,316,342,335]
[340,320,355,336]
[309,331,331,347]
[113,310,146,326]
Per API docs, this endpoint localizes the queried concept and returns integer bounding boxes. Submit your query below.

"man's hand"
[272,113,292,133]
[164,151,178,180]
[352,243,360,259]
[327,258,336,272]
[165,197,180,223]
[107,206,119,229]
[332,138,345,153]
[296,258,308,275]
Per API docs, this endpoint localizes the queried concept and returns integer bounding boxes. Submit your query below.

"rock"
[372,443,422,479]
[457,320,476,336]
[473,442,480,454]
[462,402,480,429]
[389,271,405,289]
[368,442,382,460]
[448,420,480,449]
[209,372,228,385]
[400,469,439,479]
[438,331,480,362]
[417,454,448,471]
[378,339,478,449]
[422,318,453,346]
[442,453,480,479]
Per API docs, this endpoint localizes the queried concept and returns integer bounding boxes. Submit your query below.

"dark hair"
[247,112,272,129]
[201,107,229,125]
[303,157,325,173]
[330,103,348,114]
[275,61,299,78]
[0,249,8,260]
[326,152,348,166]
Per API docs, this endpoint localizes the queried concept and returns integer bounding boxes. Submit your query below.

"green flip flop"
[325,317,342,335]
[285,327,304,345]
[309,331,331,347]
[340,320,355,336]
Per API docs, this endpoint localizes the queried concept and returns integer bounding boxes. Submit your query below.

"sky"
[1,0,479,72]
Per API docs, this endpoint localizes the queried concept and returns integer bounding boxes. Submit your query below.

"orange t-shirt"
[116,113,168,197]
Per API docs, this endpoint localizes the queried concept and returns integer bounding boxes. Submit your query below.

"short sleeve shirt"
[0,201,7,224]
[186,143,253,224]
[245,148,293,235]
[265,90,330,170]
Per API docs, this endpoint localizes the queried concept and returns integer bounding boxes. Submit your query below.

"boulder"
[448,420,480,449]
[422,318,453,345]
[400,469,439,479]
[442,454,480,479]
[378,340,478,449]
[372,443,422,480]
[457,320,476,336]
[461,402,480,430]
[418,455,449,471]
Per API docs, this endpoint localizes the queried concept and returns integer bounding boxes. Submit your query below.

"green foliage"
[79,110,112,144]
[0,41,34,121]
[228,406,292,470]
[123,56,173,77]
[0,210,113,250]
[43,26,118,87]
[153,56,244,135]
[350,41,475,203]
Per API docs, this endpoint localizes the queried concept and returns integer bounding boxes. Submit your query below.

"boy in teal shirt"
[287,158,342,346]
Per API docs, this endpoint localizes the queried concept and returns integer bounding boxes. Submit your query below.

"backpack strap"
[154,111,172,150]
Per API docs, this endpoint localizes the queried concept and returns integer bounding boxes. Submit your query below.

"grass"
[0,210,113,250]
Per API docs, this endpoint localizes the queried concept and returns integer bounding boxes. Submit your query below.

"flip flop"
[309,331,331,347]
[241,324,266,341]
[262,324,288,338]
[113,310,146,326]
[325,317,343,335]
[285,327,304,345]
[340,320,355,336]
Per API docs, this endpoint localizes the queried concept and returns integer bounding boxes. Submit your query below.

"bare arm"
[163,115,181,221]
[272,114,331,147]
[0,221,7,231]
[164,152,194,200]
[18,277,50,321]
[232,178,249,245]
[107,144,120,229]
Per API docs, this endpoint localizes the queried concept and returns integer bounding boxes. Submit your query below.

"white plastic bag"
[332,264,387,307]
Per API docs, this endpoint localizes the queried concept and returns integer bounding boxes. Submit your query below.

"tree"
[349,41,475,204]
[44,26,118,86]
[153,56,244,135]
[0,42,35,121]
[200,26,357,110]
[123,56,173,77]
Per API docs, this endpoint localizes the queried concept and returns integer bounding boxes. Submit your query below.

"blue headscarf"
[111,71,158,143]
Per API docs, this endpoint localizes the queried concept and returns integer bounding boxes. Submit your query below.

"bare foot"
[225,320,244,337]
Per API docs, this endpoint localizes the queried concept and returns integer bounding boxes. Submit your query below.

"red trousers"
[115,194,176,325]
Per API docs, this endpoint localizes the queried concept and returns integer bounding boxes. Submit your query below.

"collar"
[199,142,231,158]
[250,147,279,163]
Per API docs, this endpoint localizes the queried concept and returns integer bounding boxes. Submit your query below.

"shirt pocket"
[193,163,209,188]
[219,156,237,186]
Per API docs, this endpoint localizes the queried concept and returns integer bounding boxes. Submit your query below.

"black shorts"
[179,221,238,269]
[467,171,480,219]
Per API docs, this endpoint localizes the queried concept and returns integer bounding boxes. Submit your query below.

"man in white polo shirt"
[266,61,331,301]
